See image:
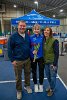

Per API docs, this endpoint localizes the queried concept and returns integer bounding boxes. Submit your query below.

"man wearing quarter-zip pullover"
[8,21,32,100]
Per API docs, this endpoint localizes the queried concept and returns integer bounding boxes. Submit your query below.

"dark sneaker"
[47,89,54,96]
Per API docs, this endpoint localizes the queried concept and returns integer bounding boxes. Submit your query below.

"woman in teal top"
[43,27,59,96]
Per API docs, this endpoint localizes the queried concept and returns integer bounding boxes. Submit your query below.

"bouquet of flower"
[33,43,40,62]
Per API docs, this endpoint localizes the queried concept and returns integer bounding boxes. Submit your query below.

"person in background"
[8,21,32,100]
[28,29,30,36]
[43,27,59,96]
[30,24,44,92]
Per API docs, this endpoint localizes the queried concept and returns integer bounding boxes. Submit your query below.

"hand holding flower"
[33,43,40,62]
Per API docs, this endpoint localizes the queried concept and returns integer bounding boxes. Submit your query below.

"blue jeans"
[45,63,58,90]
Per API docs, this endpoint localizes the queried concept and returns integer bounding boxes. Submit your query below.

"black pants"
[31,57,44,85]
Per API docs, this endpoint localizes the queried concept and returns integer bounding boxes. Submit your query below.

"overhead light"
[13,4,17,8]
[53,15,55,18]
[60,9,63,12]
[34,1,38,9]
[34,1,38,4]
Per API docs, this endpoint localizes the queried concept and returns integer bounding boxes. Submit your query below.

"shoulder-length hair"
[44,27,53,37]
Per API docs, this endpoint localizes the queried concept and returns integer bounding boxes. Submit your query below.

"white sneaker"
[24,86,32,93]
[34,84,38,92]
[39,85,43,92]
[17,91,22,99]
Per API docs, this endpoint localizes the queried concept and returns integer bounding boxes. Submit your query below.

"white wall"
[52,18,67,34]
[0,4,25,33]
[0,4,24,18]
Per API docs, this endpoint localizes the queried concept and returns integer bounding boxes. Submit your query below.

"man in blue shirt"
[8,21,32,99]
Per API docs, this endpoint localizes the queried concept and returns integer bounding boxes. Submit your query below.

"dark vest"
[44,37,55,63]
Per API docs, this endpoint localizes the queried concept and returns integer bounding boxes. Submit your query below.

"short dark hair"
[18,20,26,25]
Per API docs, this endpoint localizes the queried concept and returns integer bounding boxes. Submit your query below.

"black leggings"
[31,57,44,85]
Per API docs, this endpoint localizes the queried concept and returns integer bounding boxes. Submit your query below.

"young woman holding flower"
[30,24,44,92]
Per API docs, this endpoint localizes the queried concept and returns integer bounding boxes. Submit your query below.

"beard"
[18,28,26,34]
